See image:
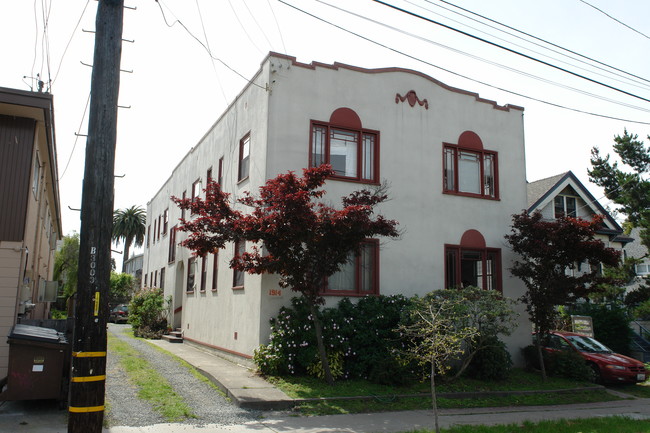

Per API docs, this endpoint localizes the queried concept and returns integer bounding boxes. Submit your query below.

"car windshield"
[565,335,611,353]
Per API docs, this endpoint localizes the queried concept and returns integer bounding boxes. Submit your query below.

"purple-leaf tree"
[173,164,399,384]
[505,211,620,380]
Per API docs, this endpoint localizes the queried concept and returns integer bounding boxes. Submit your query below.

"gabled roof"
[526,171,626,239]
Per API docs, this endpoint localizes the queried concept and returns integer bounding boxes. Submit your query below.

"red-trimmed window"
[168,225,176,263]
[443,131,498,199]
[200,255,207,292]
[217,157,224,189]
[160,267,165,290]
[232,240,245,288]
[238,134,250,182]
[187,257,196,292]
[445,230,501,291]
[322,240,379,295]
[310,108,378,183]
[211,250,219,291]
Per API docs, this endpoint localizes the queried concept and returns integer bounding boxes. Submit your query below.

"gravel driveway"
[106,324,260,427]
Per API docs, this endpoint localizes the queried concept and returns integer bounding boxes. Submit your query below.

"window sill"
[211,288,218,292]
[443,190,500,201]
[327,175,380,186]
[232,285,244,291]
[237,176,249,186]
[186,290,195,295]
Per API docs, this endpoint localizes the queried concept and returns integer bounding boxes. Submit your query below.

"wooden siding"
[0,114,35,241]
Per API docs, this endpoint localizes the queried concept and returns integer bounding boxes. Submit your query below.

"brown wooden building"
[0,87,62,378]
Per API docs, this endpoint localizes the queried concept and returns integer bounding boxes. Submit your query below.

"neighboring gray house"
[124,253,143,289]
[624,227,649,294]
[527,171,632,265]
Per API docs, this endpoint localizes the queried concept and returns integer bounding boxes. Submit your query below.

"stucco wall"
[144,54,533,364]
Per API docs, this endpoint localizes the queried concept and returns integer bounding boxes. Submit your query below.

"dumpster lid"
[9,324,67,344]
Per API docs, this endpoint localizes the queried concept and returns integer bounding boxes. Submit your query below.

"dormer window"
[554,195,577,218]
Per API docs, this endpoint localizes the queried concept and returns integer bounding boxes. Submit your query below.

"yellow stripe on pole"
[72,351,107,358]
[69,405,105,413]
[71,375,106,383]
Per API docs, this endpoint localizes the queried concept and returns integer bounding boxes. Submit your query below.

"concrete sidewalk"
[2,337,649,433]
[146,339,294,410]
[105,398,650,433]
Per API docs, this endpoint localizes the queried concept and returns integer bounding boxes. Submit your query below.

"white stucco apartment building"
[142,53,531,365]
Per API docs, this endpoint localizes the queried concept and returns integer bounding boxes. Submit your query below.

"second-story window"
[238,134,250,182]
[310,108,378,183]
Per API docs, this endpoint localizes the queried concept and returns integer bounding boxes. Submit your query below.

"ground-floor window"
[322,240,378,295]
[445,245,501,291]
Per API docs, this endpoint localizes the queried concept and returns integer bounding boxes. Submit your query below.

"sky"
[0,0,648,267]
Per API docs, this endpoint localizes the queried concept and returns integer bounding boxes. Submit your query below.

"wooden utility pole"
[68,1,124,432]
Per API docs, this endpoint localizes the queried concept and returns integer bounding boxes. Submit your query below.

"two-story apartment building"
[0,87,62,378]
[143,53,531,365]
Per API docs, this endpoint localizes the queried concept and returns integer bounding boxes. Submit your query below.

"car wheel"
[588,364,602,384]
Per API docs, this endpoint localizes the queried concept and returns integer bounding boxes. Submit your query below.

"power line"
[60,92,91,180]
[314,0,650,114]
[578,0,650,41]
[52,0,91,87]
[278,0,650,125]
[154,0,265,90]
[373,0,650,104]
[434,0,650,87]
[419,0,650,91]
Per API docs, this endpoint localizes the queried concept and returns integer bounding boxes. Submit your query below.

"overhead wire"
[434,0,650,87]
[314,0,650,114]
[227,0,264,55]
[577,0,650,41]
[266,0,288,56]
[59,92,91,180]
[241,0,275,50]
[51,0,91,87]
[419,0,650,91]
[155,0,265,90]
[194,0,228,104]
[278,0,650,125]
[372,0,650,104]
[41,0,53,91]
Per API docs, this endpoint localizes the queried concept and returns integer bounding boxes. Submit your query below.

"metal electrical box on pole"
[68,1,124,432]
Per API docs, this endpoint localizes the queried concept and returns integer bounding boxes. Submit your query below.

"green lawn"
[268,369,625,416]
[405,416,650,433]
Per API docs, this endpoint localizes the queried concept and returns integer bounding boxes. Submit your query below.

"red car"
[543,331,648,384]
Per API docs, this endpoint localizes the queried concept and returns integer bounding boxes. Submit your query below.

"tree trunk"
[121,241,131,273]
[535,326,547,381]
[306,297,334,385]
[431,356,440,433]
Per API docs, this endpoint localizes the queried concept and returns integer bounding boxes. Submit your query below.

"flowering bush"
[254,295,414,383]
[129,287,168,339]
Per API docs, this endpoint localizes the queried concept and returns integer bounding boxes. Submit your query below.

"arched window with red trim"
[443,131,498,199]
[445,229,501,291]
[310,107,379,183]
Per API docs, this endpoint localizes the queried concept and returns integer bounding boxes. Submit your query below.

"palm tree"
[113,205,146,272]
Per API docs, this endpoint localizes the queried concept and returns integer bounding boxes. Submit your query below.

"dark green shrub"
[546,349,591,381]
[254,295,413,382]
[521,344,590,381]
[466,336,512,381]
[129,287,168,339]
[569,303,632,355]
